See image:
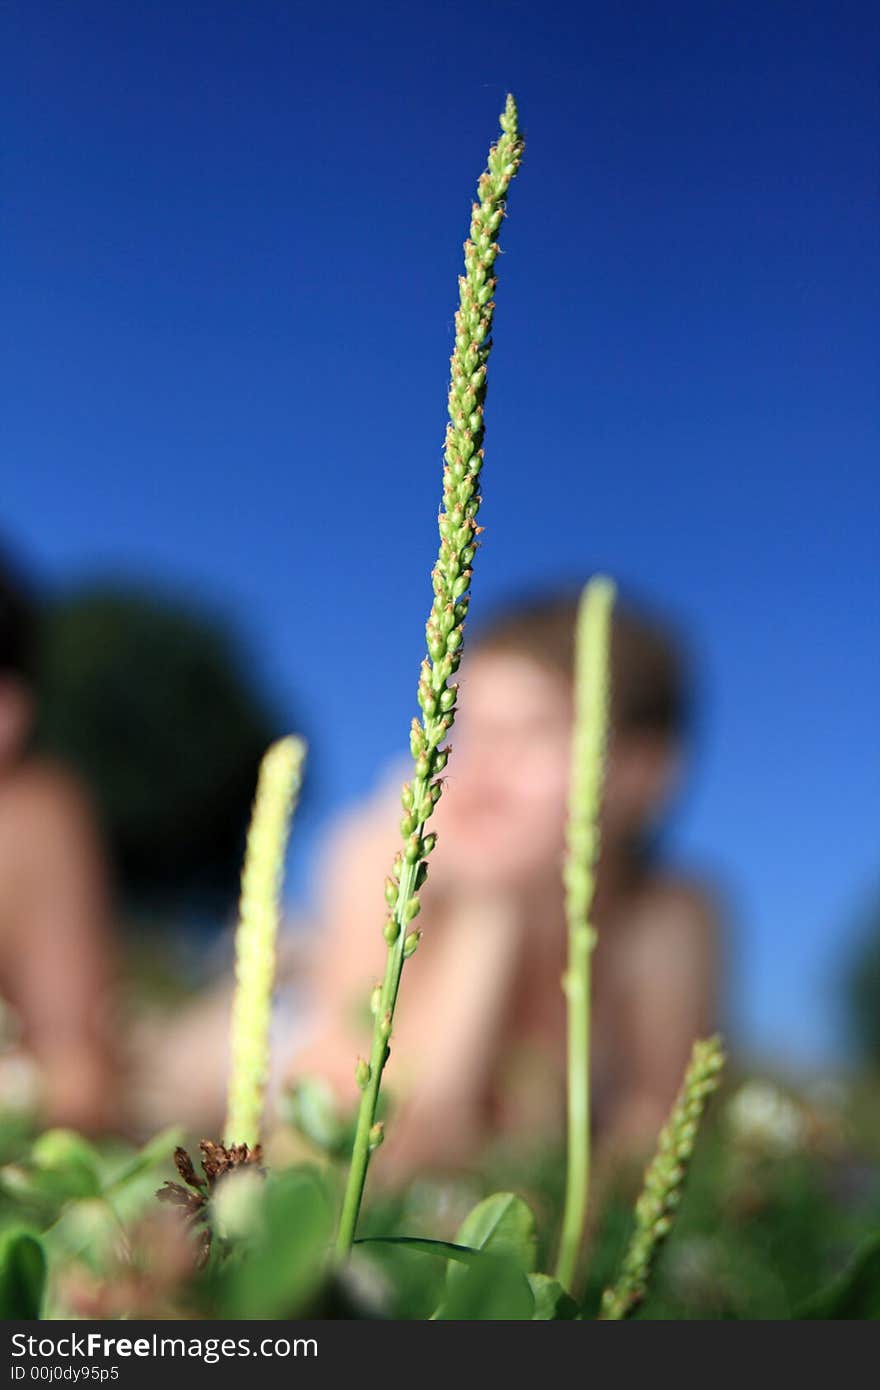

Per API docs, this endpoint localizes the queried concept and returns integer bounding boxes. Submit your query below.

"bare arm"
[380,890,524,1177]
[287,780,526,1174]
[287,791,400,1096]
[602,882,719,1160]
[4,766,118,1132]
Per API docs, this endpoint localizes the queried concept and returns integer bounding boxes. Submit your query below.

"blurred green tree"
[847,894,880,1069]
[34,585,286,921]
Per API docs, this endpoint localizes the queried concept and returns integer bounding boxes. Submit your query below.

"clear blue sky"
[3,2,878,1068]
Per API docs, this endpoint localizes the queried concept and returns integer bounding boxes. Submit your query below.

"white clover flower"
[726,1079,806,1154]
[0,1052,40,1111]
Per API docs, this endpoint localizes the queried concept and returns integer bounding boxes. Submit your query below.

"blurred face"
[434,651,573,891]
[433,649,681,894]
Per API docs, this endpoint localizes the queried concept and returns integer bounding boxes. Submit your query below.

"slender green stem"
[335,96,524,1258]
[557,922,592,1291]
[555,577,615,1292]
[335,856,416,1253]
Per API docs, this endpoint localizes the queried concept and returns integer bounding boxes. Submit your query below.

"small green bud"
[410,719,425,759]
[418,687,437,717]
[369,984,382,1016]
[383,917,400,945]
[434,655,453,685]
[368,1122,384,1151]
[404,833,422,864]
[400,813,417,837]
[355,1057,371,1090]
[403,930,421,957]
[434,748,449,772]
[415,753,432,779]
[400,782,414,811]
[422,833,437,855]
[384,876,398,907]
[403,896,420,923]
[379,1010,392,1039]
[439,688,456,712]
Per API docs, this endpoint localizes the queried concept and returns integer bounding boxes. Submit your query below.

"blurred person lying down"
[0,551,117,1133]
[137,584,720,1173]
[288,584,721,1177]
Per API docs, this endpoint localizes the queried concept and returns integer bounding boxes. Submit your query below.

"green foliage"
[356,1235,496,1265]
[103,1127,185,1191]
[282,1078,356,1160]
[0,1129,102,1217]
[797,1232,880,1320]
[438,1253,535,1320]
[352,1238,536,1319]
[360,1204,540,1321]
[0,1228,46,1318]
[30,1129,103,1200]
[528,1273,579,1319]
[448,1191,538,1284]
[846,892,880,1067]
[430,1191,539,1319]
[212,1166,334,1319]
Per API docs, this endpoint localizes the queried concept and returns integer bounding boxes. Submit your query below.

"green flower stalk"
[600,1035,725,1319]
[554,576,615,1293]
[335,95,524,1257]
[225,736,306,1148]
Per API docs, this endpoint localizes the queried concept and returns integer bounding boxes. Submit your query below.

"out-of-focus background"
[2,0,878,1140]
[2,0,878,1319]
[5,0,877,1066]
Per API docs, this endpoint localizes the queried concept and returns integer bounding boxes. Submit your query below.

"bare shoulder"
[622,871,721,967]
[315,763,404,883]
[643,872,720,927]
[0,757,102,860]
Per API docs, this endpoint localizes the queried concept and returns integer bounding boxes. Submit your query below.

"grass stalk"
[225,735,306,1147]
[599,1035,725,1319]
[335,95,524,1257]
[554,577,615,1292]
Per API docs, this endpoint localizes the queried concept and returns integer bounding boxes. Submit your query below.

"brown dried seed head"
[199,1139,264,1186]
[155,1181,205,1216]
[173,1146,204,1190]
